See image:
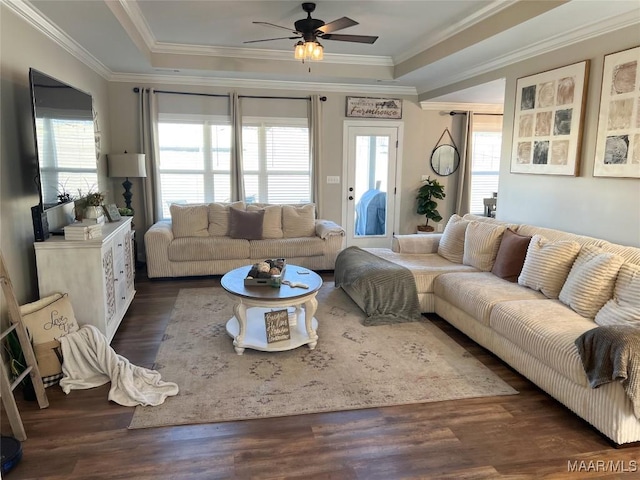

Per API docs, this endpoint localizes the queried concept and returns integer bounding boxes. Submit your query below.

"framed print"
[346,97,402,119]
[594,46,640,178]
[510,60,589,175]
[102,203,122,222]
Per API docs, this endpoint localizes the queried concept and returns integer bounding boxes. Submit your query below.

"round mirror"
[430,144,460,176]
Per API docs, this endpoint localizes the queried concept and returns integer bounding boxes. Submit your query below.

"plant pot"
[417,225,434,233]
[84,206,103,219]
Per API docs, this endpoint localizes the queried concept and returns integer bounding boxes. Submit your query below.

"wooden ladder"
[0,251,49,441]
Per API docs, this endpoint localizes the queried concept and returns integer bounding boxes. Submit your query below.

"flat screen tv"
[29,68,98,210]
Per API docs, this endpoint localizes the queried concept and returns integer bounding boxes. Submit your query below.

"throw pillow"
[437,214,469,264]
[517,234,581,299]
[491,229,532,282]
[229,207,264,240]
[20,293,79,386]
[170,204,209,238]
[463,221,506,271]
[282,204,316,238]
[247,204,283,239]
[559,245,624,319]
[595,263,640,327]
[208,201,245,236]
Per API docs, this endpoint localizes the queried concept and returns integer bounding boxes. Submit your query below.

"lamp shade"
[107,153,147,178]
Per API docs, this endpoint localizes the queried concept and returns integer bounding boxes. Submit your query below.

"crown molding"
[151,42,395,66]
[416,10,640,95]
[115,0,155,50]
[393,0,518,64]
[109,72,418,96]
[4,0,111,79]
[419,101,503,114]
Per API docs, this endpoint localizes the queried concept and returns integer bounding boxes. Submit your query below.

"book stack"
[81,214,105,225]
[63,223,103,241]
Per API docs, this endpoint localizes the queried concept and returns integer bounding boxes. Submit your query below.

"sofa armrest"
[315,219,345,239]
[144,221,174,278]
[392,234,441,254]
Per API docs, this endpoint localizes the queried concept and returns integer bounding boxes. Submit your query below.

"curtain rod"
[132,87,326,102]
[449,111,503,116]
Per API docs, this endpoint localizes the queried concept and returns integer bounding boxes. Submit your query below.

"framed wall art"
[593,46,640,178]
[346,97,402,119]
[510,60,589,175]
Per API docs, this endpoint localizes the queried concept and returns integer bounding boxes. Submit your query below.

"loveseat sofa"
[145,202,344,278]
[360,214,640,445]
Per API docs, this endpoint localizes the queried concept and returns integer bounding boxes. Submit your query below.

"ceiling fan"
[244,2,378,60]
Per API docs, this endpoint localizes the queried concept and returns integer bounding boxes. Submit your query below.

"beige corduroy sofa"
[145,202,344,278]
[361,214,640,445]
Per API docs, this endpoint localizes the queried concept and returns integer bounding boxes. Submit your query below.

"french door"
[342,121,402,248]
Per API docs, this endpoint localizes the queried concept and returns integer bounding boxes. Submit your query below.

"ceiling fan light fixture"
[294,41,306,60]
[311,42,323,60]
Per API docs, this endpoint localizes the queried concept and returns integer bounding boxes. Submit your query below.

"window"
[470,115,502,215]
[242,118,310,204]
[156,115,310,219]
[157,115,231,218]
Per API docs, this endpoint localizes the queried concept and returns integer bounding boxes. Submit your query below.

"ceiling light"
[294,40,323,62]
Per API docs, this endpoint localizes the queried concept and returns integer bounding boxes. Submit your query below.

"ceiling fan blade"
[253,21,297,34]
[243,36,300,44]
[321,33,378,44]
[317,17,358,34]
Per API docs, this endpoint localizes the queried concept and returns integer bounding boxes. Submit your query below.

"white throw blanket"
[59,325,179,407]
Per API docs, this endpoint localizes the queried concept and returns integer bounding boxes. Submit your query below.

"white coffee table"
[221,264,323,355]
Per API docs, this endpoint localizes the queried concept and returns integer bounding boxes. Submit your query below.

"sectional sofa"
[145,202,344,278]
[361,214,640,445]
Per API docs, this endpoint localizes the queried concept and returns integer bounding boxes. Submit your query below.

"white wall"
[0,6,111,303]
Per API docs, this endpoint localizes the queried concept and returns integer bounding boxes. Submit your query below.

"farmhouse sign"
[346,97,403,119]
[264,309,290,343]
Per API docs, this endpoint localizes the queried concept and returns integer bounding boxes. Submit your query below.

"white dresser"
[34,217,135,342]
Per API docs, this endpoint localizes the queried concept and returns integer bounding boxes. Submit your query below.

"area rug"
[129,283,517,429]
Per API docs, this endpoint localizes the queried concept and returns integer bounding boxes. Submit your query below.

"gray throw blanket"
[334,246,422,326]
[575,325,640,419]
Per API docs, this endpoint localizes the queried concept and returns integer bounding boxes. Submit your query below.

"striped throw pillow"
[518,234,581,299]
[437,214,469,264]
[463,221,506,271]
[559,245,624,319]
[595,263,640,326]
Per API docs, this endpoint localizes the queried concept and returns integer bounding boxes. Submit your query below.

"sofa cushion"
[363,248,478,294]
[518,234,581,299]
[490,299,596,386]
[595,263,640,327]
[170,204,209,238]
[250,237,325,259]
[434,272,547,326]
[247,204,283,239]
[490,229,531,282]
[437,214,469,264]
[229,208,264,240]
[208,201,245,237]
[463,221,506,271]
[168,237,250,261]
[559,245,624,319]
[282,204,316,238]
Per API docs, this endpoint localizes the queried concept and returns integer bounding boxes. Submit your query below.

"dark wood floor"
[2,270,639,479]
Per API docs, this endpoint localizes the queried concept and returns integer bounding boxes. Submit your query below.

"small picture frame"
[264,309,290,343]
[102,204,121,222]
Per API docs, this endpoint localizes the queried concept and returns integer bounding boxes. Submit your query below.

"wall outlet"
[326,176,340,184]
[437,223,444,233]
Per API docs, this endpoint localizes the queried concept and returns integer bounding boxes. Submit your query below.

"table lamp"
[107,152,147,212]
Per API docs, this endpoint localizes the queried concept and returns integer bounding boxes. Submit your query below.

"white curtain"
[309,94,323,217]
[138,88,162,231]
[455,111,474,216]
[230,92,245,202]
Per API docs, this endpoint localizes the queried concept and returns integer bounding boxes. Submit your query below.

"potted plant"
[416,176,445,232]
[77,187,105,219]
